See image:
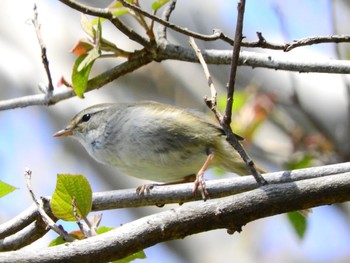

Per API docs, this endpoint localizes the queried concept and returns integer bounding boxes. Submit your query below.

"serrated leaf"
[0,181,16,198]
[287,211,307,239]
[50,174,92,221]
[81,14,95,38]
[71,53,96,98]
[152,0,169,11]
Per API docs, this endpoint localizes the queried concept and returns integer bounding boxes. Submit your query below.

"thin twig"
[158,0,177,41]
[285,35,350,52]
[188,37,265,186]
[60,0,350,51]
[72,197,98,238]
[82,214,101,238]
[58,0,151,48]
[31,4,54,93]
[118,0,231,43]
[59,0,111,18]
[110,17,152,48]
[118,0,350,52]
[0,48,153,111]
[24,169,75,242]
[188,37,220,120]
[224,1,245,124]
[223,0,267,186]
[72,197,86,238]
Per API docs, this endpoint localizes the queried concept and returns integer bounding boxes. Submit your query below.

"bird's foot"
[193,173,209,201]
[136,184,156,195]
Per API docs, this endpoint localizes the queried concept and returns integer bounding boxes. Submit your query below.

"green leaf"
[81,14,95,38]
[49,233,79,247]
[97,226,115,234]
[91,17,106,26]
[0,181,16,198]
[152,0,169,11]
[97,226,146,262]
[285,154,314,170]
[217,91,248,113]
[287,211,307,239]
[113,250,146,263]
[77,48,100,72]
[108,1,131,17]
[71,53,96,98]
[112,7,130,17]
[232,91,249,113]
[50,174,92,221]
[212,167,226,176]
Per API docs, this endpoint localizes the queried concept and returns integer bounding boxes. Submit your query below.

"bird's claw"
[193,173,209,201]
[136,184,155,195]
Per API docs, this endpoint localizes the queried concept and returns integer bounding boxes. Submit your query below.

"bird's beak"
[53,128,73,137]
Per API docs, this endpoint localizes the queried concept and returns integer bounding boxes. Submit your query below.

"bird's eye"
[81,113,91,123]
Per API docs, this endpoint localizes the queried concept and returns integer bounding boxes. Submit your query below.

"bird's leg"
[136,174,196,196]
[193,152,215,200]
[137,150,215,200]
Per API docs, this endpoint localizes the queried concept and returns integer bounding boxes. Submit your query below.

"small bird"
[53,101,263,197]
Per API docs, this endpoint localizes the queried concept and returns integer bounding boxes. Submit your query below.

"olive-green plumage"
[54,101,263,183]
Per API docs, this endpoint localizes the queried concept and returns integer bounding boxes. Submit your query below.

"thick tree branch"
[0,205,39,239]
[1,162,350,252]
[2,46,350,111]
[0,49,152,111]
[158,45,350,72]
[1,170,350,262]
[0,220,49,251]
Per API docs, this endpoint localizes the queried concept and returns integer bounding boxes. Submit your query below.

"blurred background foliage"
[1,0,350,262]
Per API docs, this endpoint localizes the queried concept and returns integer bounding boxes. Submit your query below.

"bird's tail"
[214,140,267,176]
[214,144,312,217]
